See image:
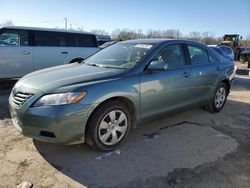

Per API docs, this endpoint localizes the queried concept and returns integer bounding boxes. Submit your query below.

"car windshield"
[85,42,154,69]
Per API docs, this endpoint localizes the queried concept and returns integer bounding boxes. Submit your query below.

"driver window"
[152,44,186,68]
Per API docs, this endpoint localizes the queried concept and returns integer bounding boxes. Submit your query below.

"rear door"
[0,29,34,78]
[140,43,192,120]
[186,44,220,104]
[32,31,68,70]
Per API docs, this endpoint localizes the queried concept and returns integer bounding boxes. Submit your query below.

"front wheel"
[86,101,131,151]
[205,82,228,113]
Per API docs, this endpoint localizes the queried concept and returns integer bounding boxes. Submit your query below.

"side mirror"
[147,61,168,71]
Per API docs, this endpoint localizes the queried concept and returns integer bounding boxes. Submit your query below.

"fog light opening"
[39,131,56,138]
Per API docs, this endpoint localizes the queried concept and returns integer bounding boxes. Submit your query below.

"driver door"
[140,43,192,121]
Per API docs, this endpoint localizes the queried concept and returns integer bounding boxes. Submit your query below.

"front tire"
[86,100,131,151]
[205,82,228,113]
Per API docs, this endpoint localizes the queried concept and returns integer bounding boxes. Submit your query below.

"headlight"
[33,92,87,107]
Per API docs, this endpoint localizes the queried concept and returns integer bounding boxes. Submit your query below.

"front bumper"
[9,98,94,145]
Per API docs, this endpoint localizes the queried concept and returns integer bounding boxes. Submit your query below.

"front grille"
[12,92,33,107]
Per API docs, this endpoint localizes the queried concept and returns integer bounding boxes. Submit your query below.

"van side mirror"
[147,61,168,71]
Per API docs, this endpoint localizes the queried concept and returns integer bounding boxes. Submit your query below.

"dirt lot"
[0,75,250,188]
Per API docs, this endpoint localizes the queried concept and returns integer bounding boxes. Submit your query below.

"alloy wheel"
[98,110,128,146]
[215,87,226,109]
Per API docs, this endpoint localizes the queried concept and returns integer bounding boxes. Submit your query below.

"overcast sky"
[1,0,249,37]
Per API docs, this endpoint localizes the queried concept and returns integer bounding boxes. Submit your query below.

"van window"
[0,29,28,46]
[34,31,66,47]
[187,45,210,65]
[66,33,97,47]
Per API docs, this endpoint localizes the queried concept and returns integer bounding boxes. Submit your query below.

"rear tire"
[86,100,131,151]
[205,82,228,113]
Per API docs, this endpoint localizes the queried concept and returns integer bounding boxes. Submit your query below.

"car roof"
[0,26,95,35]
[218,45,232,49]
[207,45,217,47]
[121,38,205,46]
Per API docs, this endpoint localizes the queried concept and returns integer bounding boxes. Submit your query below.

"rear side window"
[187,45,210,65]
[152,44,186,68]
[34,31,66,47]
[208,49,221,63]
[66,33,98,47]
[0,29,28,46]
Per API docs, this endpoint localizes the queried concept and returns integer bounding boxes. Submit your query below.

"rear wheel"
[205,82,228,113]
[86,101,131,151]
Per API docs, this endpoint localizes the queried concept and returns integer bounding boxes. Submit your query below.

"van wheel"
[86,101,131,151]
[205,82,228,113]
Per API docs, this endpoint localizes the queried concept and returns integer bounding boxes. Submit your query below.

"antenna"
[64,17,68,30]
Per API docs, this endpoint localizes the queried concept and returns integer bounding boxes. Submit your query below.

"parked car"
[208,45,231,60]
[0,26,100,79]
[9,39,235,151]
[239,47,250,63]
[99,41,117,49]
[95,34,112,46]
[217,45,234,61]
[208,45,237,76]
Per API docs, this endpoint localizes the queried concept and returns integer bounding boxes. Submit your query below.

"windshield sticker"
[134,44,152,49]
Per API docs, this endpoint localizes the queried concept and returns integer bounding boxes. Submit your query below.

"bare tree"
[162,29,182,39]
[145,29,182,39]
[90,29,109,35]
[111,28,140,41]
[0,20,14,27]
[188,31,201,42]
[146,29,162,38]
[202,31,217,44]
[245,34,250,47]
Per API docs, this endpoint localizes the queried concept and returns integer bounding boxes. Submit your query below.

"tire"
[86,100,132,151]
[205,82,228,113]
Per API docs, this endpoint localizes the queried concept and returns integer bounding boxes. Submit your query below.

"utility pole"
[64,17,68,30]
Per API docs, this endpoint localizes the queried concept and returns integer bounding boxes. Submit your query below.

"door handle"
[61,51,68,54]
[183,71,190,77]
[21,51,31,55]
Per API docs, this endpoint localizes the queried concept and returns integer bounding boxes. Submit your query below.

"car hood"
[16,63,124,93]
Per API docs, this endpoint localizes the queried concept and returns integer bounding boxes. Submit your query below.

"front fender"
[78,75,141,122]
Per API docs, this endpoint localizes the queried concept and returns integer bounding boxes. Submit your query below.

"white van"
[0,26,100,79]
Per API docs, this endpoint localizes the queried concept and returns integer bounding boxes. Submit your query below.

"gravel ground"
[0,76,250,188]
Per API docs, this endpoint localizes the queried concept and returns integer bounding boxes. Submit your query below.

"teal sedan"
[9,39,235,151]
